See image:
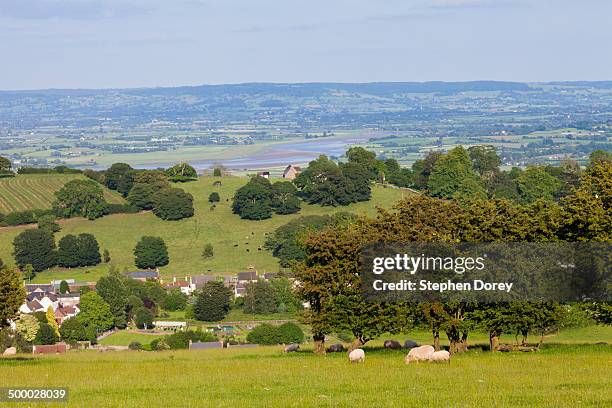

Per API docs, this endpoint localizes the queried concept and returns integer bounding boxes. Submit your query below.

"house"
[25,284,55,294]
[256,171,270,179]
[26,292,59,311]
[68,282,96,293]
[54,308,67,325]
[282,165,301,180]
[57,293,80,308]
[164,277,193,295]
[19,299,44,314]
[191,275,218,290]
[127,271,160,281]
[236,271,258,283]
[234,282,248,297]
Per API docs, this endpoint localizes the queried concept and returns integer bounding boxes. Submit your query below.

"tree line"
[295,158,611,354]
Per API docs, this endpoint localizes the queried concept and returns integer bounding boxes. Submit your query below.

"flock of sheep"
[348,345,450,364]
[283,342,450,364]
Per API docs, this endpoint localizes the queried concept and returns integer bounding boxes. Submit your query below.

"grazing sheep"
[384,340,402,350]
[405,345,435,364]
[284,344,300,353]
[326,343,344,353]
[403,340,418,350]
[348,348,365,363]
[429,350,451,363]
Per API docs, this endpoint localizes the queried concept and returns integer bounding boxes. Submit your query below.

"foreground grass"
[0,345,610,407]
[0,176,408,282]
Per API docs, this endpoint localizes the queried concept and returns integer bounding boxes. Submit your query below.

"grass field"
[0,341,609,407]
[0,174,125,213]
[99,331,165,347]
[0,176,408,282]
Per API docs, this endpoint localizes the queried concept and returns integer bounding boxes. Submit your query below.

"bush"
[164,330,217,350]
[60,318,87,344]
[277,323,304,344]
[106,203,140,214]
[162,289,188,311]
[151,338,170,351]
[246,323,281,345]
[5,211,37,226]
[128,341,143,350]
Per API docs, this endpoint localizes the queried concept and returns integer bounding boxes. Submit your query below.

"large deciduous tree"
[13,229,57,272]
[428,146,486,199]
[152,188,194,220]
[77,291,114,333]
[96,275,128,328]
[53,179,108,220]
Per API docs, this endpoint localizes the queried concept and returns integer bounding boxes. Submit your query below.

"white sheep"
[404,345,434,364]
[348,348,365,363]
[429,350,451,363]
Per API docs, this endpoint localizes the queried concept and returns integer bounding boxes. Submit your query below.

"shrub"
[151,338,170,351]
[128,341,143,350]
[164,330,217,350]
[60,318,87,344]
[5,211,37,226]
[277,322,304,344]
[106,203,140,214]
[246,323,281,345]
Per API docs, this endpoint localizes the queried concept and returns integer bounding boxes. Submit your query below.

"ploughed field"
[0,343,610,407]
[0,174,125,213]
[0,176,408,282]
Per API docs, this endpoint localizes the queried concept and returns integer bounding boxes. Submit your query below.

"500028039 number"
[0,388,68,402]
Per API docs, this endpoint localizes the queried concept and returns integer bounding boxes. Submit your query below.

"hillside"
[0,176,409,283]
[0,174,125,213]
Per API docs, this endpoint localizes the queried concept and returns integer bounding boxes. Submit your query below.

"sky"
[1,0,611,90]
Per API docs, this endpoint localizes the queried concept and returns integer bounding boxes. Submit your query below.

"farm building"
[282,165,301,180]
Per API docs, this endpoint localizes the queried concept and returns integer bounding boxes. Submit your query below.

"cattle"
[403,340,418,350]
[430,350,451,363]
[348,348,365,363]
[326,343,344,353]
[405,345,435,364]
[384,340,402,350]
[284,344,300,353]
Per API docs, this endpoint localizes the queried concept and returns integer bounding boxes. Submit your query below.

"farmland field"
[0,339,610,407]
[0,174,125,213]
[0,176,408,282]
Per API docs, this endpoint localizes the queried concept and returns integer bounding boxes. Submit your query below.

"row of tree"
[295,159,611,354]
[232,177,300,220]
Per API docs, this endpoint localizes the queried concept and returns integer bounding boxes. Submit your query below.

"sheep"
[348,348,365,363]
[405,345,435,364]
[403,340,418,350]
[326,343,344,353]
[384,340,402,350]
[284,344,300,353]
[429,350,451,363]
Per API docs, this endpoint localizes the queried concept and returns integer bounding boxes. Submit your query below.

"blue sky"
[1,0,610,90]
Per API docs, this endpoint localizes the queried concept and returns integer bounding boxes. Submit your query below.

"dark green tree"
[37,215,61,234]
[96,275,128,328]
[152,188,194,220]
[76,234,101,266]
[134,236,169,269]
[57,234,81,268]
[59,280,69,294]
[166,163,197,182]
[340,161,372,202]
[127,184,159,210]
[0,156,12,172]
[271,181,301,214]
[162,289,188,311]
[134,307,154,329]
[52,179,108,219]
[515,166,562,203]
[194,281,231,322]
[468,145,501,177]
[105,163,135,196]
[60,318,87,344]
[213,168,222,177]
[208,192,220,203]
[103,249,111,263]
[232,176,274,220]
[294,155,353,206]
[35,323,59,345]
[13,229,56,272]
[244,280,277,314]
[0,264,26,327]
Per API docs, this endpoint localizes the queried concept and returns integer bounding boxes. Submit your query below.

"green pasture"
[0,176,409,282]
[0,340,609,407]
[0,174,125,213]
